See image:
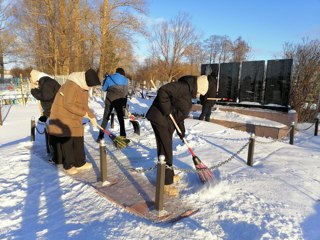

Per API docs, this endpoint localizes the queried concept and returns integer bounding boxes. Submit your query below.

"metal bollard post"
[155,155,166,212]
[110,113,114,129]
[100,139,107,183]
[31,117,36,141]
[315,118,319,136]
[247,133,255,167]
[290,122,295,145]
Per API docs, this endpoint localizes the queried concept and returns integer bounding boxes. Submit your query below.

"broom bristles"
[195,160,214,183]
[113,136,130,149]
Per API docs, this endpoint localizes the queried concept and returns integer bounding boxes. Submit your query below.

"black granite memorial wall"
[264,59,293,106]
[239,61,265,103]
[218,62,240,100]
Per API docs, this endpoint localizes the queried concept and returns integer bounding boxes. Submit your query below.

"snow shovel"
[129,114,140,135]
[97,124,130,149]
[169,114,214,184]
[125,104,140,135]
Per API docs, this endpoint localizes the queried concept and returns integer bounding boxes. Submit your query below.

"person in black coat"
[30,70,61,164]
[30,70,61,122]
[199,75,218,122]
[146,75,209,196]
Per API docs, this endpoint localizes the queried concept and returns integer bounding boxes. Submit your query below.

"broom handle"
[206,97,221,101]
[169,114,196,157]
[96,123,112,136]
[150,79,156,90]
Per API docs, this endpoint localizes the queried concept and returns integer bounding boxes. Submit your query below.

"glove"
[89,117,97,128]
[83,112,89,119]
[30,80,38,89]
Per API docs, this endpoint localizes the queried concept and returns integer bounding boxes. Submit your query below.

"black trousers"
[101,98,127,137]
[50,135,63,164]
[151,124,175,185]
[51,136,86,170]
[199,102,214,122]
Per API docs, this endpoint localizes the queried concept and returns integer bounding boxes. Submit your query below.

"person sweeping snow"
[48,69,100,175]
[30,70,61,164]
[146,75,209,196]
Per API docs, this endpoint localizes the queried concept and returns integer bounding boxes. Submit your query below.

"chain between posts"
[104,122,301,175]
[171,140,251,173]
[296,122,315,131]
[35,125,46,134]
[33,121,46,134]
[110,138,260,174]
[208,141,250,171]
[108,148,157,173]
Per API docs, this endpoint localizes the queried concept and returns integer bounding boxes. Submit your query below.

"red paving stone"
[73,146,196,222]
[27,139,197,222]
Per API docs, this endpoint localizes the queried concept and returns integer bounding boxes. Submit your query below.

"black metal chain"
[35,125,46,134]
[296,122,315,131]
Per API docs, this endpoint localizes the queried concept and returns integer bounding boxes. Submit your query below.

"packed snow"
[0,95,320,240]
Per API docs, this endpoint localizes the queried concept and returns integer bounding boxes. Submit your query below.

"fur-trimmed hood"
[67,72,89,91]
[30,69,51,83]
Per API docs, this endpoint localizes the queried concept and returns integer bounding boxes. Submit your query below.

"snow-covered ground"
[0,96,320,240]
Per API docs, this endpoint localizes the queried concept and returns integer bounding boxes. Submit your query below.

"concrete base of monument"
[191,104,296,139]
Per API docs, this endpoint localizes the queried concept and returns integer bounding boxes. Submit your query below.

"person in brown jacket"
[48,69,100,175]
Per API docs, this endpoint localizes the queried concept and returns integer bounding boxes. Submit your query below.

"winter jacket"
[48,72,95,137]
[102,73,128,104]
[200,76,217,107]
[30,76,61,117]
[146,75,198,134]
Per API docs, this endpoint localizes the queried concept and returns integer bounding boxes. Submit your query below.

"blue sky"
[136,0,320,61]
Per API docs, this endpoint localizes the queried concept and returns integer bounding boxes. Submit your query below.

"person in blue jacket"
[97,67,129,142]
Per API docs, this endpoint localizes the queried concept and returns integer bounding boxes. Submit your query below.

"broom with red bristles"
[169,114,214,183]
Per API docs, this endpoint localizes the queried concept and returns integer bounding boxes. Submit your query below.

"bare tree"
[283,38,320,122]
[9,0,133,75]
[184,42,205,75]
[57,0,69,74]
[135,56,160,86]
[98,0,147,79]
[150,12,198,81]
[0,0,14,80]
[0,0,4,80]
[203,35,250,64]
[219,36,233,63]
[231,36,251,62]
[203,35,225,64]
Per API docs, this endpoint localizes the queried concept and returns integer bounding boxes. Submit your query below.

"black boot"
[96,131,104,143]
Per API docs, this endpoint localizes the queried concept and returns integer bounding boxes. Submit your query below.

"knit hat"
[197,75,209,95]
[85,69,100,87]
